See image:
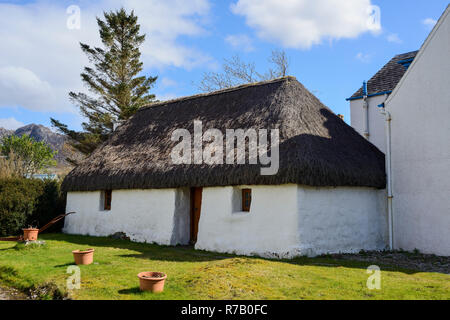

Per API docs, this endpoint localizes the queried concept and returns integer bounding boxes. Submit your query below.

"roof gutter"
[346,90,392,101]
[397,58,415,69]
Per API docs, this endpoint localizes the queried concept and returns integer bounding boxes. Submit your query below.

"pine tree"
[51,8,157,163]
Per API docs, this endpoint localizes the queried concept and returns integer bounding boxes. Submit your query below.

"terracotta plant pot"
[137,272,167,293]
[72,249,95,265]
[22,228,39,241]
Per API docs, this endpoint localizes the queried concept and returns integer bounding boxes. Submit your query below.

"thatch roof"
[63,77,385,192]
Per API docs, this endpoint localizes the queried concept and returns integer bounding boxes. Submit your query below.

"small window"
[242,189,252,212]
[102,190,112,211]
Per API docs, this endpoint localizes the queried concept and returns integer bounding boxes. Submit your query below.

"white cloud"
[0,117,24,130]
[0,0,213,113]
[387,33,402,44]
[0,2,96,112]
[230,0,382,49]
[225,34,255,52]
[156,93,179,101]
[422,18,437,29]
[160,77,178,88]
[0,66,58,112]
[115,0,214,69]
[356,52,372,63]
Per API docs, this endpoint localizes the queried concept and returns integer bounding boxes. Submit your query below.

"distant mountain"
[0,128,13,139]
[0,124,83,166]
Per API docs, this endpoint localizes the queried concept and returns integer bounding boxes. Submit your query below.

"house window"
[101,190,112,211]
[242,189,252,212]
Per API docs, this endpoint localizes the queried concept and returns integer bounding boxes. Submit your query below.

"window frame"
[241,188,252,212]
[102,190,112,211]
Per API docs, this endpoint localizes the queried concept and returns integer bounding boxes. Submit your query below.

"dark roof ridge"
[139,76,297,112]
[394,50,419,58]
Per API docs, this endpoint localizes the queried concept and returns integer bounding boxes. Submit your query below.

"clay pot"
[72,249,95,265]
[22,228,39,241]
[137,272,167,293]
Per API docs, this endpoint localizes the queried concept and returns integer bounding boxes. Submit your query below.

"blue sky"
[0,0,447,131]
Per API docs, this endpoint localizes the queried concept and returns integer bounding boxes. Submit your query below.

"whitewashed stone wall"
[196,185,387,257]
[64,188,190,245]
[65,184,387,258]
[195,185,300,258]
[297,186,387,256]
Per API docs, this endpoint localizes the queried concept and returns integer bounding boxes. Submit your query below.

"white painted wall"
[297,186,387,256]
[350,94,388,153]
[385,8,450,256]
[65,184,387,258]
[196,184,387,258]
[64,188,190,245]
[195,185,301,258]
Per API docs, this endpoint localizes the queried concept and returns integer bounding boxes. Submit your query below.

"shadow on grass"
[0,242,48,252]
[41,233,233,263]
[53,262,76,268]
[118,287,142,295]
[39,233,432,275]
[284,256,420,275]
[0,241,21,251]
[0,266,19,278]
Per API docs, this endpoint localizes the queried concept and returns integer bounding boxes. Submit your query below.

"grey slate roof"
[348,51,418,100]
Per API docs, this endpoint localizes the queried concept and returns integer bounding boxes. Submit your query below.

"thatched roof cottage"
[63,77,388,258]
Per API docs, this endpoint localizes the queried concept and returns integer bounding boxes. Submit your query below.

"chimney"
[337,114,344,120]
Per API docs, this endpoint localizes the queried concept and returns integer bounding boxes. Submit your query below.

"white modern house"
[348,5,450,256]
[347,50,418,153]
[63,77,388,258]
[384,6,450,256]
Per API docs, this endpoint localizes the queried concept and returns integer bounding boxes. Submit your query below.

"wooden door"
[190,187,203,244]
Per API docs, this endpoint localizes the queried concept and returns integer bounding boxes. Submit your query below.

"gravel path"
[330,251,450,274]
[0,286,27,300]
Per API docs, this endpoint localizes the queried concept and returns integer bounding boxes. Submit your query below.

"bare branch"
[269,49,290,77]
[197,50,290,93]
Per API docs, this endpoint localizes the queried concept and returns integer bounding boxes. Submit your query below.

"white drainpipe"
[362,81,370,139]
[379,104,394,250]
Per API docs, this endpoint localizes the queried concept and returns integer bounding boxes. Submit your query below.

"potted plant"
[72,248,95,265]
[137,272,167,293]
[22,226,39,241]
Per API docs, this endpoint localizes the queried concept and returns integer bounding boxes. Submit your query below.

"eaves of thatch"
[62,77,386,192]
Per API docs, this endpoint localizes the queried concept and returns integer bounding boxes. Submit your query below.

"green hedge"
[0,178,66,236]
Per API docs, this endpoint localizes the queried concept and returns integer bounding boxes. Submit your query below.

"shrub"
[0,178,66,236]
[1,135,57,177]
[0,152,23,179]
[33,179,66,233]
[0,179,43,236]
[28,282,68,300]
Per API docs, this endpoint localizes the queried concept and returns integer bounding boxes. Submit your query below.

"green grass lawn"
[0,234,448,300]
